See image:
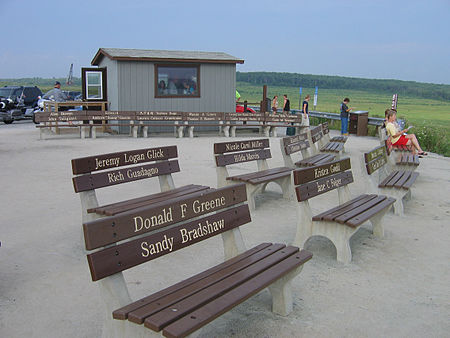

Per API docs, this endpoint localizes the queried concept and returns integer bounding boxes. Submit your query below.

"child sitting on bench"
[385,109,427,156]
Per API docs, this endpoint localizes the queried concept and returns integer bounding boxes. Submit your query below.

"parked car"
[236,104,256,113]
[0,86,43,123]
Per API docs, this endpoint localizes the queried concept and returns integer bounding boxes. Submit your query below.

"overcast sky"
[1,0,449,84]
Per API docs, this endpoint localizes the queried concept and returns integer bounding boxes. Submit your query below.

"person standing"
[302,95,310,127]
[284,94,295,135]
[43,81,69,102]
[340,98,354,135]
[282,94,290,113]
[272,95,278,114]
[236,90,241,102]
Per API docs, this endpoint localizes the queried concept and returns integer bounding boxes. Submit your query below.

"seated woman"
[385,109,427,156]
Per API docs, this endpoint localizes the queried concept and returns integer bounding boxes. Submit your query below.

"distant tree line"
[0,77,82,87]
[237,72,450,101]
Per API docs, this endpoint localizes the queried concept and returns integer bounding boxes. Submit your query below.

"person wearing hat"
[43,81,69,102]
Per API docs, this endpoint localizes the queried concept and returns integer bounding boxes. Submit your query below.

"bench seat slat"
[144,245,300,331]
[402,171,419,189]
[296,154,326,166]
[313,194,377,222]
[127,244,287,324]
[379,170,404,187]
[113,243,272,320]
[246,169,292,184]
[227,167,291,183]
[161,249,313,338]
[345,197,396,227]
[329,136,348,143]
[333,195,389,225]
[393,171,413,189]
[89,184,210,215]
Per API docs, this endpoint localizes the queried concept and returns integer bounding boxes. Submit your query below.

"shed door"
[82,67,107,101]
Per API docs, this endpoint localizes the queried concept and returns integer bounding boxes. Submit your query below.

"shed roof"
[91,48,244,65]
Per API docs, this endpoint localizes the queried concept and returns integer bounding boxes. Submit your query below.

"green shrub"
[408,122,450,157]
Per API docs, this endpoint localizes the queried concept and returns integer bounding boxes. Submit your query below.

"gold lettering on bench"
[108,171,124,183]
[146,148,164,160]
[133,208,174,232]
[314,162,341,179]
[180,196,227,218]
[126,167,159,179]
[180,219,225,243]
[124,153,145,164]
[246,152,260,160]
[95,157,121,170]
[141,235,174,257]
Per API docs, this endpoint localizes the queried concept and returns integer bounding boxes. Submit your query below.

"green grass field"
[238,82,450,156]
[237,82,450,128]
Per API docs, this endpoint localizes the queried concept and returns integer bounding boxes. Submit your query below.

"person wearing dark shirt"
[302,95,310,127]
[340,98,354,135]
[283,94,290,113]
[284,94,295,135]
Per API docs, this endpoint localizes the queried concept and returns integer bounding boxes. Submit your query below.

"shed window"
[155,65,199,98]
[81,67,107,101]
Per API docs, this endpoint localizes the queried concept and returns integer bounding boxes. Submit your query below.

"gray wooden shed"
[88,48,244,113]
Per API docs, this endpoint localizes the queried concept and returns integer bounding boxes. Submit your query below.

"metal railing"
[248,106,384,126]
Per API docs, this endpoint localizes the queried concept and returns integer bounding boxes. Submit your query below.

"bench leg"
[188,126,194,138]
[177,126,184,138]
[142,126,148,138]
[98,274,133,338]
[379,188,406,217]
[221,228,246,260]
[132,126,138,138]
[80,126,86,139]
[158,174,176,191]
[270,126,277,137]
[263,126,270,137]
[91,126,97,139]
[294,202,313,248]
[222,125,230,137]
[369,205,392,237]
[246,184,262,210]
[230,126,236,137]
[269,264,303,316]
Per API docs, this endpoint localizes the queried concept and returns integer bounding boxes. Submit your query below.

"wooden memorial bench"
[71,146,209,225]
[214,139,293,210]
[293,158,395,264]
[309,125,345,157]
[321,122,348,143]
[385,137,419,170]
[225,112,266,137]
[263,113,303,138]
[363,144,419,216]
[182,112,229,137]
[280,133,336,168]
[82,183,313,337]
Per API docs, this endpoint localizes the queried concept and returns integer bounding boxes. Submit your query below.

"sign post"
[298,87,302,113]
[313,86,318,110]
[391,94,398,110]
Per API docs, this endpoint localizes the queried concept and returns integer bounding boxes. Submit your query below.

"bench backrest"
[310,125,324,144]
[214,139,271,167]
[281,133,310,155]
[321,122,329,135]
[293,157,352,202]
[364,145,388,175]
[280,133,311,168]
[224,112,265,123]
[83,183,249,281]
[384,137,393,155]
[72,146,179,193]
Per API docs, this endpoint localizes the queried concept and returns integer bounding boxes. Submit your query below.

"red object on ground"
[236,105,255,113]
